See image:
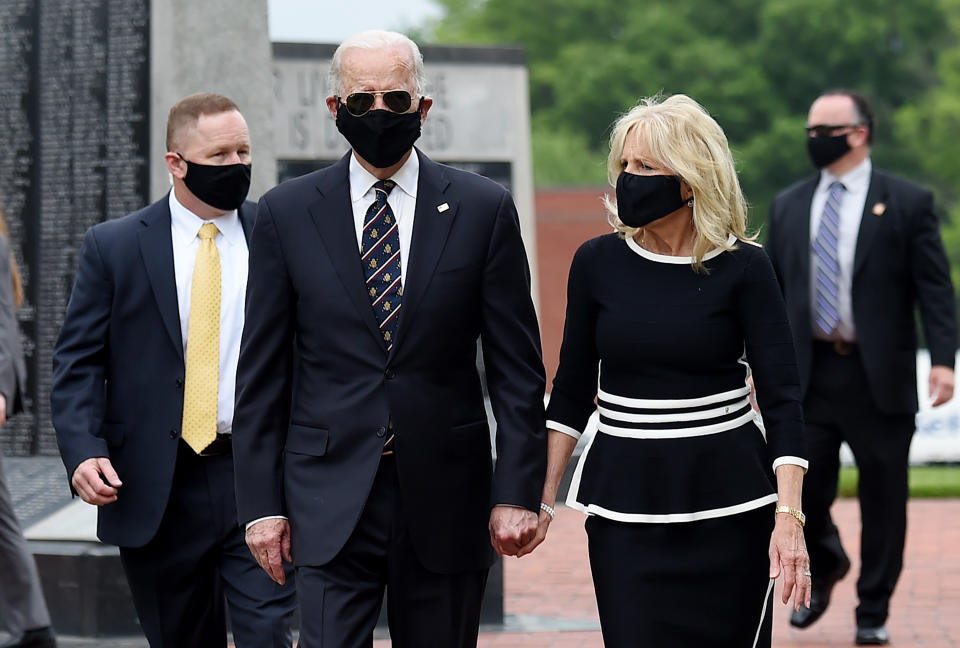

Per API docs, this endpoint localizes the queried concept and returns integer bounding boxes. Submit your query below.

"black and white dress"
[546,233,807,648]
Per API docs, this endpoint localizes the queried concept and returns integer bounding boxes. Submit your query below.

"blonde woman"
[521,95,811,647]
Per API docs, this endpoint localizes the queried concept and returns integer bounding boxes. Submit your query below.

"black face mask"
[615,172,688,228]
[335,102,422,169]
[807,134,851,169]
[178,155,252,211]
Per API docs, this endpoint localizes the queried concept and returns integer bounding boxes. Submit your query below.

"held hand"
[515,508,553,557]
[929,365,955,407]
[769,515,811,611]
[488,505,538,557]
[746,376,759,412]
[245,518,293,585]
[0,392,6,426]
[71,457,122,505]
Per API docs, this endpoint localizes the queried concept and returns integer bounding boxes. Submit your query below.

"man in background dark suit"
[766,89,957,646]
[51,93,295,647]
[234,29,547,648]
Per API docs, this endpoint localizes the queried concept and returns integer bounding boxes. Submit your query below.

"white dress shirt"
[809,158,872,341]
[169,191,249,435]
[349,151,419,282]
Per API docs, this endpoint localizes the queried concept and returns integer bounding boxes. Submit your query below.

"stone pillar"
[150,0,276,201]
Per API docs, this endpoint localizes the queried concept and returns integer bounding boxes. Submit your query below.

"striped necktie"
[181,222,220,454]
[361,180,403,352]
[812,181,845,336]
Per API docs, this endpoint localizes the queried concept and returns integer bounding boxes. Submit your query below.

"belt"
[814,339,857,356]
[198,433,232,456]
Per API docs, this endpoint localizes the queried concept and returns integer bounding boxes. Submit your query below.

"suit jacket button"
[385,368,396,380]
[169,429,180,439]
[175,378,184,388]
[376,426,386,438]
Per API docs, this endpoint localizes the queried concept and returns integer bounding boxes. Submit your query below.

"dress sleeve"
[545,241,600,439]
[736,246,807,469]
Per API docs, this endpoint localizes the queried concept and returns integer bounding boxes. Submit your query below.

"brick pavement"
[371,498,960,647]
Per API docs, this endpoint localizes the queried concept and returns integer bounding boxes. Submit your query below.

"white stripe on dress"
[598,396,751,423]
[569,493,779,523]
[597,407,758,439]
[598,385,751,409]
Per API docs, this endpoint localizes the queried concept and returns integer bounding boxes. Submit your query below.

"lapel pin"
[437,203,449,213]
[872,202,886,216]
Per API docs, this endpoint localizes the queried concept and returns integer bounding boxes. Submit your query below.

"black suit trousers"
[802,342,914,627]
[295,453,488,648]
[119,443,296,648]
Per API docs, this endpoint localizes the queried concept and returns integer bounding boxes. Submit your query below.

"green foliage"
[423,0,954,229]
[839,465,960,498]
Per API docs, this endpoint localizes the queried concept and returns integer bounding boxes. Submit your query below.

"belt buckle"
[833,340,854,356]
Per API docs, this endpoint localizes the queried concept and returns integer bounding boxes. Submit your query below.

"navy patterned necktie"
[812,180,845,335]
[361,179,403,351]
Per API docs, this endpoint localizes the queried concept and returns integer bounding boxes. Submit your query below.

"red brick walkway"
[372,499,960,647]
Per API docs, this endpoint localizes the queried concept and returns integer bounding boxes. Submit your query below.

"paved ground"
[10,498,956,647]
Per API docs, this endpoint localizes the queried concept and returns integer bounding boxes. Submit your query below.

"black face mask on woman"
[807,133,852,169]
[615,172,688,228]
[336,102,423,169]
[178,154,252,211]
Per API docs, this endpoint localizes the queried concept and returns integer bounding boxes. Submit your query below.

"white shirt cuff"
[773,456,809,473]
[245,515,288,530]
[547,420,582,440]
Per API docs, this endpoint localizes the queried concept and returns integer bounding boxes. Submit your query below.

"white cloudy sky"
[267,0,444,43]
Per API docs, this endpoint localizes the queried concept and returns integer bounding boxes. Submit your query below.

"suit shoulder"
[88,200,162,239]
[262,167,327,203]
[772,174,818,205]
[873,168,933,202]
[439,163,510,197]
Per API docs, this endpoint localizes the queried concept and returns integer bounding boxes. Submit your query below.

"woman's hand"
[769,514,812,611]
[516,508,553,557]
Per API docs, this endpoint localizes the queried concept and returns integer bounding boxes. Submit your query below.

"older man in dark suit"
[234,29,547,648]
[766,89,957,646]
[51,93,295,648]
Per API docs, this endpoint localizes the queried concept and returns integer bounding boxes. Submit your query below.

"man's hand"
[246,518,293,585]
[0,392,6,427]
[488,505,538,557]
[71,457,123,505]
[929,365,955,407]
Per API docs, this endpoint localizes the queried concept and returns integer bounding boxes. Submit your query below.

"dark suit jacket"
[233,150,547,574]
[51,196,255,547]
[766,167,957,414]
[0,234,26,415]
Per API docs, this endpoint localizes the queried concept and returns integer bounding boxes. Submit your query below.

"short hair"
[328,30,426,98]
[603,94,753,269]
[165,93,240,152]
[817,88,875,145]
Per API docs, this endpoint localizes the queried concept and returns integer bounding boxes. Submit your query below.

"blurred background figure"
[0,207,56,648]
[524,94,810,648]
[766,89,957,646]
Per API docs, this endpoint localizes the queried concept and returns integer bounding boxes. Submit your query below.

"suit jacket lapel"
[390,151,457,359]
[853,170,888,276]
[308,154,385,348]
[238,200,255,245]
[138,198,183,359]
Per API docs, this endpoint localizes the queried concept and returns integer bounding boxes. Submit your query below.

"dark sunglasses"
[338,90,417,117]
[805,123,863,137]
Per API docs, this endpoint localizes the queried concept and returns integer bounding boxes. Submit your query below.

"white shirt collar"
[348,150,420,203]
[168,190,245,249]
[817,157,872,195]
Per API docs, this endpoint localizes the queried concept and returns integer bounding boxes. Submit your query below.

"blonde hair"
[0,207,23,308]
[603,94,753,269]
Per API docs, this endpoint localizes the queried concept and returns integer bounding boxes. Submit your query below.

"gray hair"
[328,30,426,97]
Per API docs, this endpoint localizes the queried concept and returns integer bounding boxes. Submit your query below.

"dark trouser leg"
[119,447,226,648]
[209,453,295,648]
[798,417,849,578]
[0,452,51,635]
[844,411,914,627]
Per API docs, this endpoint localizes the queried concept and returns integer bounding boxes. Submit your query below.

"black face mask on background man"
[178,154,252,211]
[336,102,422,169]
[615,172,688,228]
[807,133,851,169]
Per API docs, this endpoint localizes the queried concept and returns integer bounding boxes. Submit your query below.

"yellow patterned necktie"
[181,222,221,453]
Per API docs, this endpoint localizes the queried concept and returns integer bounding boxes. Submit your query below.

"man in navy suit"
[233,30,547,648]
[51,93,295,648]
[766,89,957,646]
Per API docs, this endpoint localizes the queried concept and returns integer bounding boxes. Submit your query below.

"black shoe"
[0,627,56,648]
[855,626,890,645]
[789,555,852,629]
